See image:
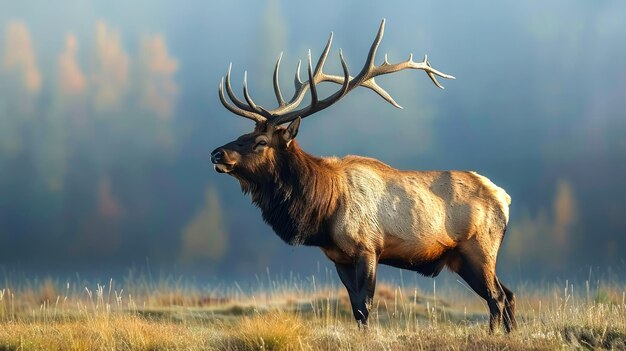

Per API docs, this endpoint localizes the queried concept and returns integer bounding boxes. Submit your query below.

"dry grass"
[0,274,624,350]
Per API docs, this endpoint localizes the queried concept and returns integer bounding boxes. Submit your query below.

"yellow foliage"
[93,20,129,110]
[553,180,578,247]
[505,179,579,270]
[138,35,179,120]
[58,34,86,96]
[179,187,229,263]
[3,21,41,92]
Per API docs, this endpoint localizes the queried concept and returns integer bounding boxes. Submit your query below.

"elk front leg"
[335,255,378,328]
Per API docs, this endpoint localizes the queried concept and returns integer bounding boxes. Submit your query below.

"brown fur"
[211,121,516,333]
[238,140,342,245]
[211,19,508,332]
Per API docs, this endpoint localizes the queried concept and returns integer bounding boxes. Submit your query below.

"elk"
[211,20,517,333]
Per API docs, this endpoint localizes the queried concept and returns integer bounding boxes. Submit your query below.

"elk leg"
[497,279,517,332]
[335,255,377,328]
[455,258,506,333]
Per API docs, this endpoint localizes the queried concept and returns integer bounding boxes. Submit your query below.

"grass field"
[0,272,625,350]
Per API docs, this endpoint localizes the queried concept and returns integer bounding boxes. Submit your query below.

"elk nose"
[211,149,225,164]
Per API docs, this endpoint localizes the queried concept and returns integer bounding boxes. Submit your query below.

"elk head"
[210,118,300,176]
[211,19,455,178]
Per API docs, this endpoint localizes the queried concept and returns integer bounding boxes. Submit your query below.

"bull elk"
[211,20,517,333]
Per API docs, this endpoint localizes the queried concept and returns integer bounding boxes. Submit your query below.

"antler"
[218,19,455,125]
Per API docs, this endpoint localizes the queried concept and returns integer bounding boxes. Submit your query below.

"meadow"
[0,270,624,351]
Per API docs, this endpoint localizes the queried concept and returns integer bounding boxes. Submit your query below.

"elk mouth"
[214,162,235,174]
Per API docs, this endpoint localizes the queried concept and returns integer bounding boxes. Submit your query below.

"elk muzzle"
[210,147,237,173]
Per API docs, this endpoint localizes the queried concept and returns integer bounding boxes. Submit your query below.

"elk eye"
[254,140,267,150]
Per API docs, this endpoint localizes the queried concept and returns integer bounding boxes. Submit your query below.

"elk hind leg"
[498,279,517,332]
[454,254,506,333]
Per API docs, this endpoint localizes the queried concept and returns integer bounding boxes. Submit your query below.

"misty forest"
[0,1,625,350]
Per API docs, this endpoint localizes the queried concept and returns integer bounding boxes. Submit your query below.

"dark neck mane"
[236,141,339,246]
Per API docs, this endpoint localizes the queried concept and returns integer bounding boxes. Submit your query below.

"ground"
[0,275,624,350]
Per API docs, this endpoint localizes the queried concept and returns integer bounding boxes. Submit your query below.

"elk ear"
[282,117,301,146]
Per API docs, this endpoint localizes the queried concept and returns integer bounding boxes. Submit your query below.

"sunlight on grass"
[224,312,310,350]
[0,273,624,350]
